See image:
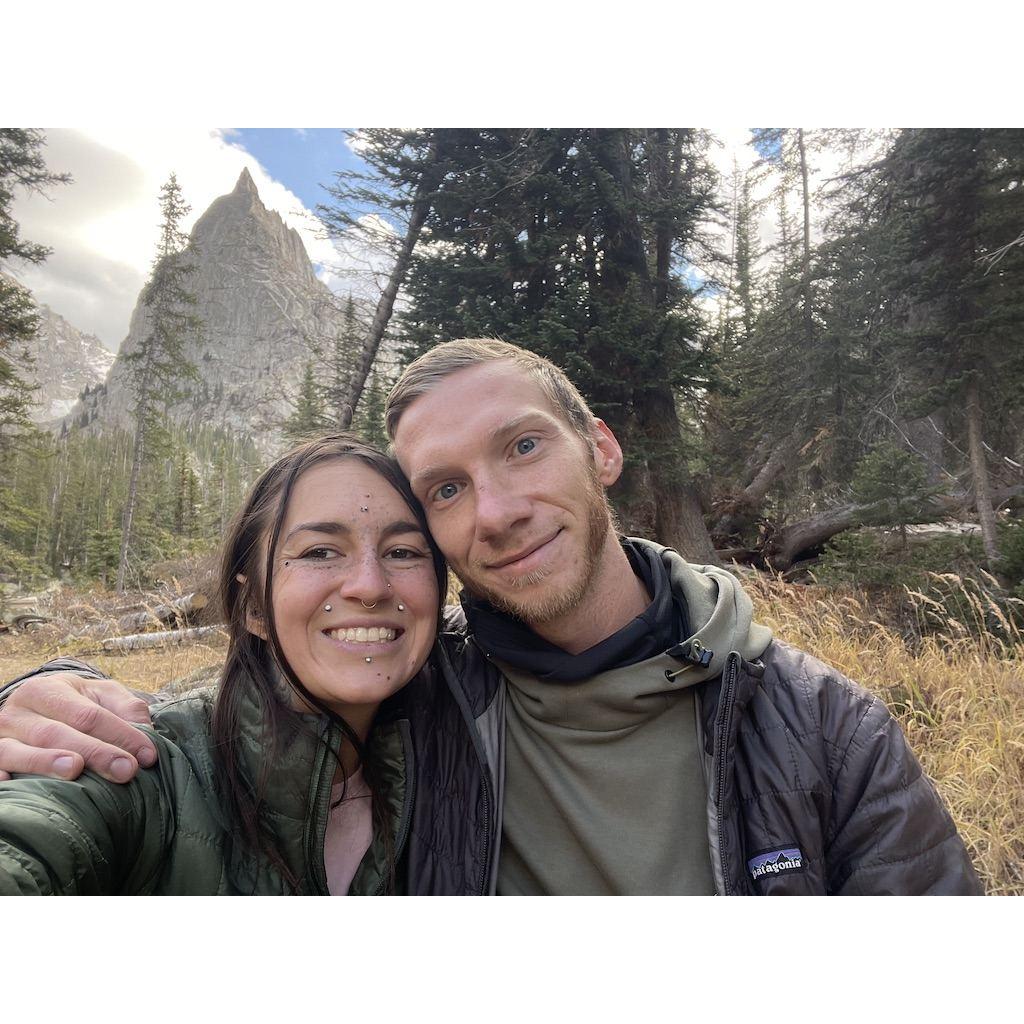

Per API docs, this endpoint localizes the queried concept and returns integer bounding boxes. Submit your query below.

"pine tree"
[116,173,202,592]
[351,367,389,450]
[320,130,447,427]
[283,361,329,445]
[322,294,360,427]
[383,128,721,559]
[850,443,941,550]
[871,129,1024,568]
[0,130,70,457]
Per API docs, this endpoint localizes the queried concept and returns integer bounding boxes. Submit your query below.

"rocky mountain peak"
[24,302,116,423]
[233,166,258,195]
[189,166,314,287]
[62,171,346,450]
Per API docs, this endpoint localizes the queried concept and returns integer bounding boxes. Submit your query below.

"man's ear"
[591,418,624,486]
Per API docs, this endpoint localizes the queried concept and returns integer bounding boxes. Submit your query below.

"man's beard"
[457,471,614,626]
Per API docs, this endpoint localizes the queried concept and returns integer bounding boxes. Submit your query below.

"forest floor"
[1,573,1021,894]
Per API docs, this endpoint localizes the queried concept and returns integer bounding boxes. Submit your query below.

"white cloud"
[8,127,339,351]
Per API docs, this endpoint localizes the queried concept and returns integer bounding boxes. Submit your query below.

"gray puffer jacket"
[403,544,983,895]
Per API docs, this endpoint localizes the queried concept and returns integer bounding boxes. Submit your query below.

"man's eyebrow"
[486,413,549,443]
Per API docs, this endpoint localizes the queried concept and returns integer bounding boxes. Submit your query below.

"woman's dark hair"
[210,433,447,893]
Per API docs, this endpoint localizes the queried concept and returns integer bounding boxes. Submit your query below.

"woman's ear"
[236,574,268,640]
[245,607,268,641]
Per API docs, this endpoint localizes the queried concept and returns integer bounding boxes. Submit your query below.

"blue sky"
[231,129,366,213]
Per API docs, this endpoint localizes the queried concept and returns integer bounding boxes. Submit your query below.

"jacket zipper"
[371,719,416,896]
[478,770,493,896]
[305,725,337,895]
[437,638,495,895]
[714,654,740,896]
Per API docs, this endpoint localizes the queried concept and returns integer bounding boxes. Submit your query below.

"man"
[0,339,982,894]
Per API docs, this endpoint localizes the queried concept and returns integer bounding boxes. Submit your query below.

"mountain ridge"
[62,170,349,449]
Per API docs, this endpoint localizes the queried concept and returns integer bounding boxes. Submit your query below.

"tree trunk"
[639,387,718,562]
[116,592,209,632]
[590,129,718,562]
[797,128,814,346]
[116,416,146,594]
[102,624,223,653]
[338,135,443,429]
[764,480,1023,570]
[766,503,860,570]
[965,376,1001,568]
[713,427,804,539]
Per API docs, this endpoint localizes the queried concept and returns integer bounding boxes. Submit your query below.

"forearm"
[0,763,166,895]
[0,659,157,708]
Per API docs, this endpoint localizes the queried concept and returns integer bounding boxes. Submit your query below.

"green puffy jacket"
[0,680,412,895]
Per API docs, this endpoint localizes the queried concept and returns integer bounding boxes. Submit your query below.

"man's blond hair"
[385,338,596,444]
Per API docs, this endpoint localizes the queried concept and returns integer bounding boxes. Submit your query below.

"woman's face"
[259,459,439,721]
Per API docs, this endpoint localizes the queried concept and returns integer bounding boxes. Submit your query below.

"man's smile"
[485,529,564,575]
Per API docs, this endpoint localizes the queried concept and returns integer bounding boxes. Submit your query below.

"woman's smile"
[265,459,440,718]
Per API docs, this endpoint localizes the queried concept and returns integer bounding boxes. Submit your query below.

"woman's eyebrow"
[283,521,351,543]
[282,520,425,544]
[380,520,427,541]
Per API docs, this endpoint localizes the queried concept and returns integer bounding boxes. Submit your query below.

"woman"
[0,434,457,895]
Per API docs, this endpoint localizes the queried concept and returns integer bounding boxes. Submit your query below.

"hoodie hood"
[638,538,773,685]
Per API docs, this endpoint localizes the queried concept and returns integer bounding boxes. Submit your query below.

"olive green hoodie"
[496,546,773,895]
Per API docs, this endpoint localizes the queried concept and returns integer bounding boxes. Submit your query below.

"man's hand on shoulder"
[0,672,157,783]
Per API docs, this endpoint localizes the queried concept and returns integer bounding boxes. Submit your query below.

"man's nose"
[474,483,531,542]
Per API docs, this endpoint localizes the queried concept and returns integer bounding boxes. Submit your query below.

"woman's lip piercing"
[323,603,332,612]
[360,600,378,609]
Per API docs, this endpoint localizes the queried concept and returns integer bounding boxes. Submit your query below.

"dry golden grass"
[3,572,1022,893]
[746,571,1024,896]
[0,627,228,693]
[0,574,226,693]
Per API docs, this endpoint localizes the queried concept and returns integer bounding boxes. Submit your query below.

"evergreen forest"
[3,127,1024,892]
[3,128,1024,599]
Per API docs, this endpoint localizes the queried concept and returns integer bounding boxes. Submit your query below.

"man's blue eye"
[436,483,459,501]
[516,438,536,455]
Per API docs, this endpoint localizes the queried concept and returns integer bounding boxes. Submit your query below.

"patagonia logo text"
[748,847,804,881]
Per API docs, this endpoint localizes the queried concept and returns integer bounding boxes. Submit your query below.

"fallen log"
[117,592,209,633]
[764,483,1024,570]
[101,624,224,654]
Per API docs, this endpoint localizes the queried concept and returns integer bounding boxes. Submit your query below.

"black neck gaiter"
[461,538,690,683]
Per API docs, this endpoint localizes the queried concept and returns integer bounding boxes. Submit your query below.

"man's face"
[392,361,624,624]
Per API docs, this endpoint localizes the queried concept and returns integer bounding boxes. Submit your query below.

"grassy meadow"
[1,573,1021,894]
